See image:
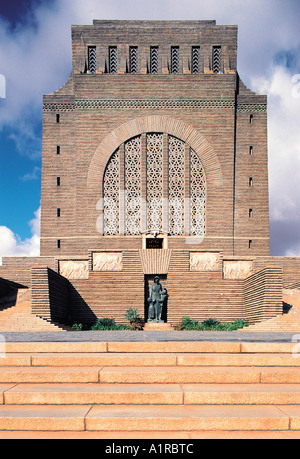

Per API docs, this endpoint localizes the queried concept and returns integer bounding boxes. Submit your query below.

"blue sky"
[0,0,300,261]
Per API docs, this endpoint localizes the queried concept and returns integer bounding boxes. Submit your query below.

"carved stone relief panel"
[93,252,123,271]
[59,260,89,279]
[190,252,220,271]
[223,260,253,279]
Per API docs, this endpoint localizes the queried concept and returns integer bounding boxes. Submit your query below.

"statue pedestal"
[144,322,173,331]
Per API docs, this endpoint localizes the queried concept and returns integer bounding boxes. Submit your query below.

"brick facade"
[1,20,296,327]
[40,20,269,258]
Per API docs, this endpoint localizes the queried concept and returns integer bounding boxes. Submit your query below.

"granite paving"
[0,330,299,342]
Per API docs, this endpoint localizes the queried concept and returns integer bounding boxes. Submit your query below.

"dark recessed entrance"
[144,274,168,323]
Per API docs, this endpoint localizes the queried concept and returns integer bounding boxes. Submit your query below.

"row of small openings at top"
[84,45,223,74]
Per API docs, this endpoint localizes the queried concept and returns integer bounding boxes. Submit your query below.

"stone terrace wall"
[0,277,24,300]
[254,257,300,288]
[166,250,244,324]
[29,250,283,327]
[0,257,56,288]
[243,267,283,324]
[31,267,70,324]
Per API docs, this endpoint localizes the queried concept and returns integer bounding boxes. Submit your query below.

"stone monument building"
[1,20,300,328]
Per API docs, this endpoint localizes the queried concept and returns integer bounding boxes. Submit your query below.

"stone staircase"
[1,341,300,438]
[0,289,67,332]
[242,288,300,333]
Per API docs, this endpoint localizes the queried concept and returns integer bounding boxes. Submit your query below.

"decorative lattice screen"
[103,133,206,236]
[212,46,221,74]
[170,47,179,74]
[190,149,206,236]
[168,136,185,235]
[125,136,141,234]
[88,46,96,73]
[191,47,200,74]
[109,46,118,74]
[129,47,138,74]
[103,149,120,234]
[146,133,163,232]
[150,47,159,74]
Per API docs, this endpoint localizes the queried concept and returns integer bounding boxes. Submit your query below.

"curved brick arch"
[87,115,223,191]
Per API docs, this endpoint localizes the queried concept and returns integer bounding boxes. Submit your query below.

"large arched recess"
[87,115,223,193]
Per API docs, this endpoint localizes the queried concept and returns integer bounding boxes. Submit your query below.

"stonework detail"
[190,252,220,271]
[59,260,89,279]
[93,252,123,271]
[190,149,206,236]
[43,99,267,112]
[169,136,185,235]
[139,249,172,274]
[102,133,206,237]
[223,260,253,279]
[146,133,163,232]
[237,103,267,112]
[103,149,120,235]
[43,99,238,112]
[125,136,142,235]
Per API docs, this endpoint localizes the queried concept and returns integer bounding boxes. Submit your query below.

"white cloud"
[251,66,300,255]
[29,206,41,237]
[1,0,299,144]
[0,74,5,98]
[0,206,40,264]
[19,166,41,181]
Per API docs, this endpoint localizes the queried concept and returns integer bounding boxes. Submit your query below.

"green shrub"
[125,307,140,323]
[176,316,248,331]
[225,319,249,331]
[202,317,220,328]
[175,316,200,330]
[125,307,144,330]
[90,317,130,330]
[71,322,83,330]
[179,316,200,330]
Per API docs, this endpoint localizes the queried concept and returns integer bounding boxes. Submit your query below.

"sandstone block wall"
[243,267,283,323]
[0,257,57,288]
[31,267,70,323]
[254,257,300,288]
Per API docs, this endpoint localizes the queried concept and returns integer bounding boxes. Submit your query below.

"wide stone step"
[0,404,297,432]
[176,353,300,367]
[0,405,90,431]
[84,404,300,432]
[104,341,296,354]
[99,366,300,384]
[2,351,300,367]
[3,383,300,406]
[4,341,297,354]
[5,342,108,353]
[0,339,300,437]
[0,314,66,332]
[2,366,300,384]
[2,383,183,405]
[0,353,177,367]
[182,383,300,405]
[0,367,100,383]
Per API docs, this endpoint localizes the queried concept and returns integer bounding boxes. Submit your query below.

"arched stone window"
[103,133,206,236]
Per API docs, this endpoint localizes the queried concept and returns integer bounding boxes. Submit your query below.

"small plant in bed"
[175,316,248,331]
[90,317,130,330]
